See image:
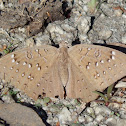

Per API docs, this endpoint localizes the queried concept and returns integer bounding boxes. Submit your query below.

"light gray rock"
[84,115,93,123]
[105,117,117,126]
[98,29,112,40]
[0,84,3,89]
[78,115,85,123]
[90,101,98,107]
[110,103,120,110]
[94,106,111,115]
[120,110,126,119]
[46,112,53,124]
[1,95,15,103]
[115,81,126,88]
[95,114,104,122]
[114,9,123,17]
[14,34,25,42]
[0,0,4,10]
[18,27,26,33]
[46,22,75,44]
[25,38,35,47]
[77,16,90,42]
[36,34,51,46]
[84,121,97,126]
[86,107,94,114]
[61,99,71,106]
[0,102,45,126]
[53,116,59,123]
[117,119,126,126]
[49,104,62,113]
[58,107,72,124]
[122,34,126,44]
[111,96,126,103]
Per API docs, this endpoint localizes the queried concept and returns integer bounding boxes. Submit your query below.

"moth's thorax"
[58,47,69,86]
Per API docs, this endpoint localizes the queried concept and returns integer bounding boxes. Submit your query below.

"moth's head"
[59,41,71,48]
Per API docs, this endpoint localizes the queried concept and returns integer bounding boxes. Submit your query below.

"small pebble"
[90,101,98,107]
[53,116,59,123]
[94,106,111,115]
[86,107,94,114]
[2,95,15,103]
[117,119,126,126]
[25,38,35,47]
[0,84,3,89]
[114,9,123,17]
[105,118,117,126]
[58,107,72,124]
[78,115,85,123]
[122,34,126,44]
[98,29,112,40]
[18,27,26,33]
[85,115,93,123]
[95,114,104,122]
[0,0,4,10]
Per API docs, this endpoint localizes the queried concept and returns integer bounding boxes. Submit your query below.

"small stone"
[69,99,77,106]
[71,111,78,121]
[42,106,48,111]
[52,116,59,123]
[120,110,126,119]
[61,23,76,32]
[35,32,51,46]
[14,34,25,41]
[79,34,88,42]
[98,29,112,40]
[46,111,53,124]
[122,34,126,44]
[61,99,71,106]
[46,118,53,124]
[109,102,120,110]
[50,104,61,113]
[122,14,126,19]
[46,22,75,44]
[115,81,126,88]
[78,115,85,123]
[83,5,88,12]
[86,107,94,114]
[2,95,15,103]
[0,0,4,10]
[111,96,126,103]
[77,17,90,34]
[90,101,98,107]
[105,118,117,126]
[8,3,13,8]
[107,0,114,3]
[94,106,111,115]
[18,27,26,33]
[35,99,45,105]
[95,114,104,122]
[117,119,126,126]
[114,9,123,17]
[0,84,3,89]
[84,115,93,123]
[69,108,74,113]
[58,107,72,124]
[25,38,35,47]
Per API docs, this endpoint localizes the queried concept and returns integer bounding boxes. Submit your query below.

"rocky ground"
[0,0,126,126]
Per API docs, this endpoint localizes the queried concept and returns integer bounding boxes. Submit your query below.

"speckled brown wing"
[0,45,64,100]
[67,44,126,103]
